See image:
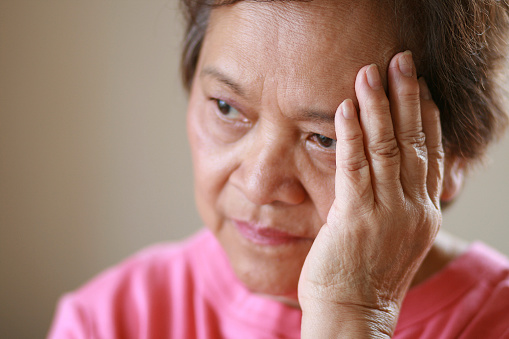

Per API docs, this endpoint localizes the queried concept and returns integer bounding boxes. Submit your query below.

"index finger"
[333,99,374,213]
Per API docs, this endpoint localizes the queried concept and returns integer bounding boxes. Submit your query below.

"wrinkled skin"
[186,0,465,336]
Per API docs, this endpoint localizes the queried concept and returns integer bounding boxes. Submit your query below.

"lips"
[233,219,304,246]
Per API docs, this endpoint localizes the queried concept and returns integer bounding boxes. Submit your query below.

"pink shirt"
[48,230,509,338]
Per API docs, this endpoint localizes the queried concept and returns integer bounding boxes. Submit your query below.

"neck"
[410,230,469,287]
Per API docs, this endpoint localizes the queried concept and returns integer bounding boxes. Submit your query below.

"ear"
[440,157,465,202]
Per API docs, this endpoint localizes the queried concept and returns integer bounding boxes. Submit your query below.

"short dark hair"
[180,0,509,165]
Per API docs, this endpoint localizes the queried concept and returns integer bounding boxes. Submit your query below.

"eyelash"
[311,134,337,151]
[211,98,250,124]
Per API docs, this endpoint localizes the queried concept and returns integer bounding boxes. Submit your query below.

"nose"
[230,132,307,206]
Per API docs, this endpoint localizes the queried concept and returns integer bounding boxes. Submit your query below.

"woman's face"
[187,0,398,301]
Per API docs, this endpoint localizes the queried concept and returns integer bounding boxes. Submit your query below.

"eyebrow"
[200,67,245,96]
[200,66,336,125]
[297,110,336,125]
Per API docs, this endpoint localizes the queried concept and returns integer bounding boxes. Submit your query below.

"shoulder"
[76,229,211,297]
[397,242,509,338]
[459,243,509,338]
[47,229,214,338]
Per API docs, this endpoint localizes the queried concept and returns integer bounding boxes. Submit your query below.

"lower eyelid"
[307,142,336,168]
[305,138,336,158]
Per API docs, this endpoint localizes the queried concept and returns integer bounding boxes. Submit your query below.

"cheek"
[301,167,336,222]
[187,99,236,226]
[313,184,336,222]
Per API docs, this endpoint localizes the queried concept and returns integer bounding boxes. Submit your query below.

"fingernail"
[341,99,355,120]
[418,77,431,100]
[366,64,382,90]
[398,50,413,77]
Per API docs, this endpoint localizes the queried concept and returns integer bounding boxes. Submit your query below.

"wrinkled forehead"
[201,0,399,102]
[207,1,397,64]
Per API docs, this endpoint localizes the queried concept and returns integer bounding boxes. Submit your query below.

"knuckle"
[339,156,370,173]
[402,131,427,150]
[340,129,364,143]
[436,147,445,160]
[369,135,400,159]
[397,81,420,103]
[399,92,421,108]
[427,141,445,158]
[367,95,390,113]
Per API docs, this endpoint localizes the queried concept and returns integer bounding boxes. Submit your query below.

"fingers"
[334,99,373,209]
[336,53,443,210]
[355,64,402,202]
[387,51,428,197]
[418,78,444,208]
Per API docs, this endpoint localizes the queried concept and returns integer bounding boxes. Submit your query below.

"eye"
[215,99,244,121]
[313,134,336,150]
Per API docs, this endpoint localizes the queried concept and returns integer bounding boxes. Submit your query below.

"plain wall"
[0,1,508,338]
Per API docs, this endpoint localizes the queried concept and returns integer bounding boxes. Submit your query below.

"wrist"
[300,298,399,339]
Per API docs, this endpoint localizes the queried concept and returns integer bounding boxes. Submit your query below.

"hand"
[298,51,444,338]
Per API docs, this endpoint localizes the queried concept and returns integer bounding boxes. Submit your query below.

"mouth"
[233,219,307,246]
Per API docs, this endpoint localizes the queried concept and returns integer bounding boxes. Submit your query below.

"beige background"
[0,1,508,338]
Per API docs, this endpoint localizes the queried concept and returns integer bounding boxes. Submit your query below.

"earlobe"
[440,157,465,203]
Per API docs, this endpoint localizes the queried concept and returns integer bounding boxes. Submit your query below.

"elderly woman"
[48,0,509,337]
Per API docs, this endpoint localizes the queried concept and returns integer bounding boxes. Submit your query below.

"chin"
[239,269,298,296]
[209,216,314,302]
[237,267,301,308]
[227,245,306,299]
